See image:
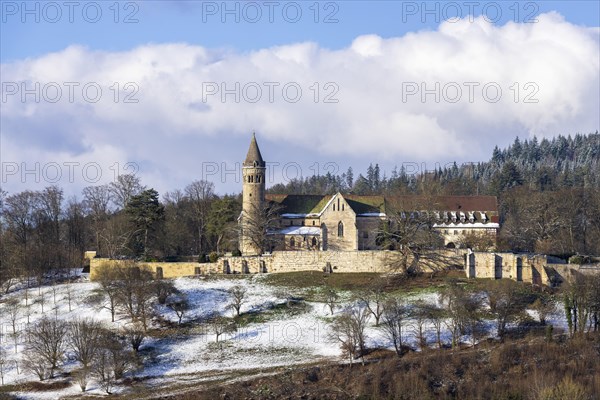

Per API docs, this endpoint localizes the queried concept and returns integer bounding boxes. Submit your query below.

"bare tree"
[228,285,247,317]
[69,318,102,370]
[0,346,8,385]
[124,323,146,352]
[357,280,388,326]
[185,180,215,254]
[485,280,528,339]
[322,287,339,315]
[82,184,112,253]
[167,295,189,325]
[93,262,120,322]
[426,303,445,349]
[207,314,237,343]
[377,198,452,275]
[379,298,409,357]
[94,329,131,394]
[409,300,429,350]
[6,298,21,353]
[23,317,69,379]
[441,282,482,348]
[109,174,144,210]
[154,279,178,305]
[329,306,370,366]
[114,262,156,330]
[240,201,283,254]
[532,291,556,325]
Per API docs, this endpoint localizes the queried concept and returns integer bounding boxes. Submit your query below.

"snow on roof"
[357,213,387,217]
[434,223,500,229]
[281,213,319,218]
[278,226,322,235]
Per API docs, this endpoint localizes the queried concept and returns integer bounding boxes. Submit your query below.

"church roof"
[266,194,330,215]
[243,133,265,167]
[265,193,498,217]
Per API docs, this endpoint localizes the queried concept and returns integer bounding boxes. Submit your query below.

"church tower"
[240,133,266,256]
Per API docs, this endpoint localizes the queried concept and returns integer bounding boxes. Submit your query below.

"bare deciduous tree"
[94,329,131,394]
[124,323,146,352]
[323,287,339,315]
[93,262,120,322]
[23,317,69,379]
[357,280,388,326]
[167,295,189,325]
[329,306,370,366]
[6,297,21,353]
[228,285,247,317]
[380,298,409,356]
[69,318,102,370]
[207,314,237,343]
[485,280,528,339]
[0,346,8,385]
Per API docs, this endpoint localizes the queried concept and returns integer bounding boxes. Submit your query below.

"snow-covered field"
[0,273,569,399]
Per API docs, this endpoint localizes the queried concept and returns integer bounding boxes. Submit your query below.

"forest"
[1,133,599,292]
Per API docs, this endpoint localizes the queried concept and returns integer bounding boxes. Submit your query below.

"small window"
[311,237,317,247]
[338,221,344,237]
[290,237,295,247]
[337,198,340,210]
[342,204,345,211]
[333,204,336,211]
[312,220,315,226]
[301,220,305,226]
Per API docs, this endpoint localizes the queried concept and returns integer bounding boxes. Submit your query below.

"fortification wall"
[89,258,219,280]
[465,251,600,286]
[89,249,466,280]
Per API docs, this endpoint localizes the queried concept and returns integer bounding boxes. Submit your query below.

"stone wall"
[465,251,600,286]
[89,258,219,281]
[90,249,466,280]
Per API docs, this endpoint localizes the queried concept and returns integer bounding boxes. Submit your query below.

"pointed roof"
[243,132,265,167]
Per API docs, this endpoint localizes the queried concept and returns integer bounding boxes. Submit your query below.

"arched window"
[311,237,317,247]
[337,198,340,210]
[290,237,295,248]
[338,221,344,237]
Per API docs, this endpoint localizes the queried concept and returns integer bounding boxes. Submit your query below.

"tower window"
[338,221,344,237]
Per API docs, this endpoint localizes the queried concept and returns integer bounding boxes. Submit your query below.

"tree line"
[1,133,599,293]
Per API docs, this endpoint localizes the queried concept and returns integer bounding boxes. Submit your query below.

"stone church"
[240,134,500,256]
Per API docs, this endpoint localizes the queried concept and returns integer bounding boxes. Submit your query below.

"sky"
[1,0,599,198]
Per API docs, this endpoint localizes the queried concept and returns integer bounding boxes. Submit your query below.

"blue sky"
[1,1,599,197]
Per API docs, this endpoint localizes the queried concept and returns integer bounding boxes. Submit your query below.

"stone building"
[240,134,500,254]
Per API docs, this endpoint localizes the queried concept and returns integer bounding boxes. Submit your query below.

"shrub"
[209,252,219,263]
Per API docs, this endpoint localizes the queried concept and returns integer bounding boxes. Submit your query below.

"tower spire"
[244,132,265,167]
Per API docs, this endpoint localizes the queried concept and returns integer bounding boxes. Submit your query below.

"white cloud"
[1,12,598,196]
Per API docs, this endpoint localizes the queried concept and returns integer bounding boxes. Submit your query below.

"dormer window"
[468,212,475,223]
[459,212,466,223]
